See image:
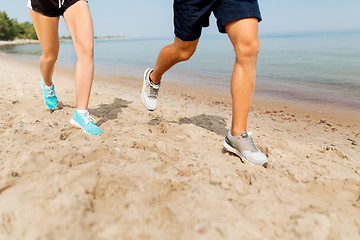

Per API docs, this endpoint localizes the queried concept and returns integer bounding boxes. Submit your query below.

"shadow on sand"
[178,114,228,137]
[89,98,132,126]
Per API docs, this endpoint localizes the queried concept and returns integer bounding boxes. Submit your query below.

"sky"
[1,0,359,38]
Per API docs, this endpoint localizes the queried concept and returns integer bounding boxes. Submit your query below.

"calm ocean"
[1,31,359,109]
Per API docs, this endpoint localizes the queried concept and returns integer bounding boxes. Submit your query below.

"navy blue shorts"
[27,0,83,17]
[174,0,262,41]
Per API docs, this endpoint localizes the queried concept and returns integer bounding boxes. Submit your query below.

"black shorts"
[174,0,262,41]
[27,0,82,17]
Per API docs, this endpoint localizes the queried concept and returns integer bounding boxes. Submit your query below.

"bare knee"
[40,53,58,65]
[76,41,94,59]
[172,38,198,62]
[176,47,196,62]
[234,38,260,61]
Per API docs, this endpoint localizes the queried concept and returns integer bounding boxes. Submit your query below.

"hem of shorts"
[27,0,83,17]
[28,7,61,17]
[63,0,84,15]
[174,31,202,42]
[218,12,262,34]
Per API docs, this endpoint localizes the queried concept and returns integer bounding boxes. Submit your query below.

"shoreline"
[3,53,358,145]
[0,39,39,46]
[0,37,127,46]
[1,52,360,126]
[1,39,360,122]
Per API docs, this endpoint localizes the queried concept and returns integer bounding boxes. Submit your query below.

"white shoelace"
[58,0,65,8]
[46,89,55,98]
[248,138,259,152]
[82,113,96,124]
[243,135,259,152]
[148,81,159,98]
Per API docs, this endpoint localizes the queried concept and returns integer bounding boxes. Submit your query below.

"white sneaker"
[223,130,268,166]
[141,68,160,111]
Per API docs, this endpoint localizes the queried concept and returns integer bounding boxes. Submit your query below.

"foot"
[42,80,58,109]
[141,68,160,111]
[70,109,102,136]
[223,130,268,166]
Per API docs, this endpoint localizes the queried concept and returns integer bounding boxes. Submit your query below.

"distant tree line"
[0,11,37,41]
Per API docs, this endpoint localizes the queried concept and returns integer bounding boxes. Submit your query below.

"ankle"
[231,128,247,136]
[43,80,53,88]
[76,109,88,114]
[150,71,160,85]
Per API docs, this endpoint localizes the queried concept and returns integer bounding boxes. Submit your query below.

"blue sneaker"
[42,80,58,109]
[70,109,102,136]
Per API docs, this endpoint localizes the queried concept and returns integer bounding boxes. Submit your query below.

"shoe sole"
[223,140,267,167]
[44,100,58,110]
[70,119,101,136]
[45,104,57,110]
[141,68,156,111]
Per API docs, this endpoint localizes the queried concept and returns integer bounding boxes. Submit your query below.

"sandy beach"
[0,55,359,239]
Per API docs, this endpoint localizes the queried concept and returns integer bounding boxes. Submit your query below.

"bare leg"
[29,10,59,87]
[150,37,199,84]
[63,0,94,110]
[225,18,260,136]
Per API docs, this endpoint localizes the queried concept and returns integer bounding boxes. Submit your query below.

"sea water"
[1,31,359,109]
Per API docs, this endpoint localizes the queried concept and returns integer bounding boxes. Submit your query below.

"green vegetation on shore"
[0,11,37,41]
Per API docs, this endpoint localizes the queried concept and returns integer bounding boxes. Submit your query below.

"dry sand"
[0,55,359,240]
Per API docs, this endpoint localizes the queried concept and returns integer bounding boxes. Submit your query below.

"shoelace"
[81,112,96,125]
[45,89,55,98]
[148,82,159,98]
[58,0,65,8]
[245,136,259,152]
[239,132,259,152]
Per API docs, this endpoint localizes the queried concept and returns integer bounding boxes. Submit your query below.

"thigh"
[63,0,93,52]
[225,18,259,49]
[29,9,60,55]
